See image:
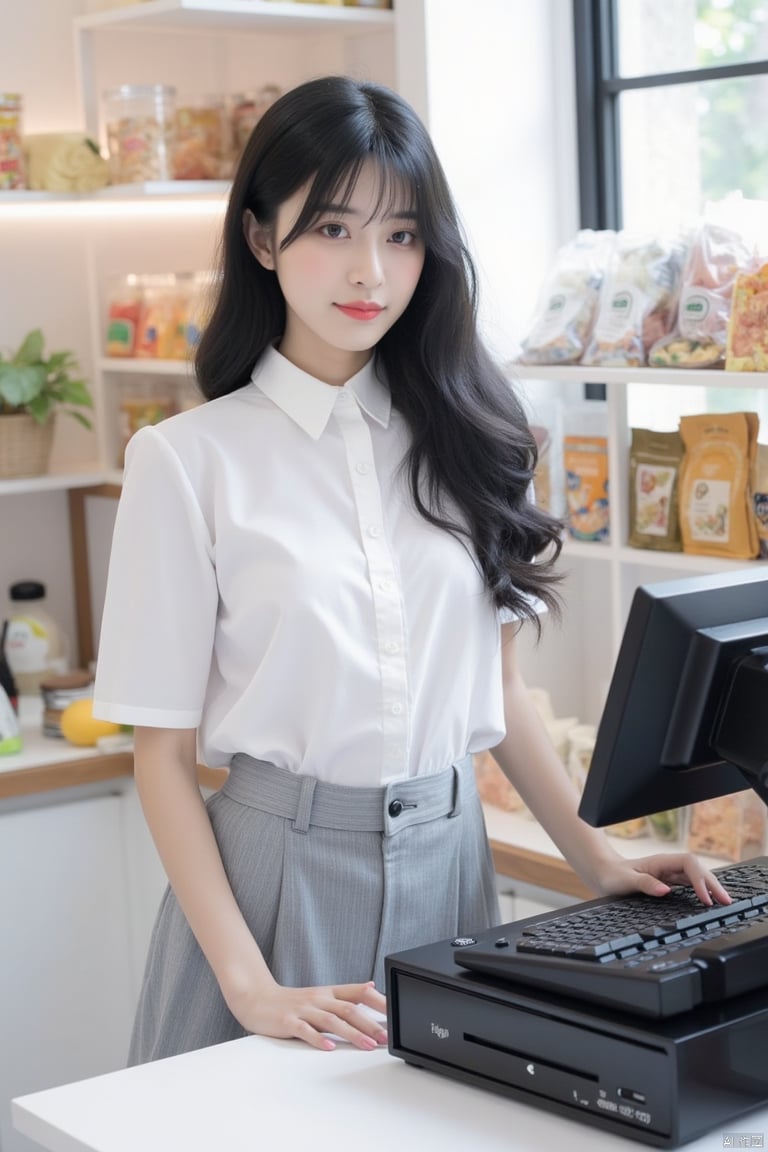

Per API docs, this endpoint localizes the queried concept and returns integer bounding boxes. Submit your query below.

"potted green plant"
[0,328,94,479]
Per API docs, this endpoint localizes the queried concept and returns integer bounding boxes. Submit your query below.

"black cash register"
[387,567,768,1148]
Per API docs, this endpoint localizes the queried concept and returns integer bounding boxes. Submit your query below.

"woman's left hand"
[595,852,732,906]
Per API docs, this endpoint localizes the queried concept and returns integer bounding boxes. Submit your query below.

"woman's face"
[245,159,425,385]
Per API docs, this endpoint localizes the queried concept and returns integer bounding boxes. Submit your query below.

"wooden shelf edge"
[0,752,135,800]
[0,754,227,801]
[489,838,592,900]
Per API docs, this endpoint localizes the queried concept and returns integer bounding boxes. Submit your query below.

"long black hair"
[196,75,563,628]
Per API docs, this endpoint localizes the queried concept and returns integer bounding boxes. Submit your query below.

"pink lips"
[335,301,384,321]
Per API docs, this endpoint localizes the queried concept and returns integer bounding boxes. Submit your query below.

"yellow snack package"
[678,411,759,559]
[726,263,768,371]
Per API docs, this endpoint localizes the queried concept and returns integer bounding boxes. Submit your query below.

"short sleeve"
[92,426,218,728]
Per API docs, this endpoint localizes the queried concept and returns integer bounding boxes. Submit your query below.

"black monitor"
[578,566,768,828]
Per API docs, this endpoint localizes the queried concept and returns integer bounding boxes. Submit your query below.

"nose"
[349,239,384,288]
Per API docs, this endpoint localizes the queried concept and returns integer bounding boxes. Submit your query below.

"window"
[574,0,768,430]
[574,0,768,232]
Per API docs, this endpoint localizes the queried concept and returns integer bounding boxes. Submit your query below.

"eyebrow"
[316,202,418,221]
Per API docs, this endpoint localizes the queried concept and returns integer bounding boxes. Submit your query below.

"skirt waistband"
[223,754,475,835]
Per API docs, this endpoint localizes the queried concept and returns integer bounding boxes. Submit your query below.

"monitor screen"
[578,566,768,828]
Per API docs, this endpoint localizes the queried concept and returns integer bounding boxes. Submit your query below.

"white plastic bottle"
[6,580,67,696]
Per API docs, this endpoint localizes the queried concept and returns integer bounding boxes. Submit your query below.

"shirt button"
[391,702,403,715]
[367,526,381,538]
[355,462,370,475]
[379,578,394,591]
[384,641,399,654]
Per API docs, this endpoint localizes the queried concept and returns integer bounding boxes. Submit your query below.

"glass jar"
[172,95,229,180]
[103,84,176,184]
[0,93,26,190]
[229,86,281,163]
[104,272,143,357]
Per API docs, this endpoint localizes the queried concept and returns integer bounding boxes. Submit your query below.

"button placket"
[333,394,409,778]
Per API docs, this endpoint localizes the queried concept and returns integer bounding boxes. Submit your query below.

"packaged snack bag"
[564,421,609,542]
[687,791,766,862]
[649,221,754,369]
[517,230,614,365]
[628,428,684,551]
[678,411,760,559]
[583,232,686,367]
[726,263,768,371]
[752,442,768,558]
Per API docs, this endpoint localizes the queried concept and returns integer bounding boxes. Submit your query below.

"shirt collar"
[251,346,391,440]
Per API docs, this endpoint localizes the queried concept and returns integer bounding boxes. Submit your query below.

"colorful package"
[628,428,683,551]
[678,411,760,559]
[564,434,609,541]
[649,221,753,369]
[726,263,768,371]
[517,230,614,365]
[583,233,686,367]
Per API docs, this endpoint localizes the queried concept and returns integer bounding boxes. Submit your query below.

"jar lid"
[40,670,93,691]
[10,579,45,600]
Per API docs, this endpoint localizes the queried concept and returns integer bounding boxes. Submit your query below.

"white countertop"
[12,1034,768,1152]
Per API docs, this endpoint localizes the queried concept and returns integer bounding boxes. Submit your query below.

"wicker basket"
[0,413,55,479]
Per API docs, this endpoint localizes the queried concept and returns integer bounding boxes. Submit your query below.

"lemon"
[60,698,121,747]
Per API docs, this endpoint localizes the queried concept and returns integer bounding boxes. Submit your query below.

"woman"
[94,75,729,1065]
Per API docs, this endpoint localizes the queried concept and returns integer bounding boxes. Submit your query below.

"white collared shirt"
[93,346,508,784]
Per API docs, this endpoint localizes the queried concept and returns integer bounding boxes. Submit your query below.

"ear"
[243,209,275,270]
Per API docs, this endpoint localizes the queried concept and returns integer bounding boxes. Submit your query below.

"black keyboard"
[455,857,768,1018]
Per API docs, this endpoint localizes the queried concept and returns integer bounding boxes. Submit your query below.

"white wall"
[399,0,580,359]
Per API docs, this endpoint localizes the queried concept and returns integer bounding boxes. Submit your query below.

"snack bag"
[752,442,768,558]
[628,428,684,551]
[726,263,768,371]
[517,230,614,365]
[687,791,766,862]
[583,232,686,367]
[649,221,754,369]
[564,434,609,541]
[678,411,760,559]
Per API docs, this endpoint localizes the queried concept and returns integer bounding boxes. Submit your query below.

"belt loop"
[449,761,463,819]
[292,775,317,834]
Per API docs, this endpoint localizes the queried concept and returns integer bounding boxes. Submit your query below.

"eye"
[319,222,349,240]
[390,230,418,246]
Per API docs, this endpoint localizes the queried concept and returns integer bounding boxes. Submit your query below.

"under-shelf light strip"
[0,199,226,220]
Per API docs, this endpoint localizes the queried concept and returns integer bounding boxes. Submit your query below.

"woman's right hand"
[225,976,389,1051]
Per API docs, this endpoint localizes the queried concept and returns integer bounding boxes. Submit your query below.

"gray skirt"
[128,754,500,1065]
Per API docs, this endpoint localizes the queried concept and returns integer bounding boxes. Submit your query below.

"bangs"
[279,154,422,249]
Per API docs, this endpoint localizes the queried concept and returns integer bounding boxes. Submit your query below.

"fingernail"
[376,1030,388,1044]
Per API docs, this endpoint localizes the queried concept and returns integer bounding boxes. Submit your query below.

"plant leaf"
[0,364,45,407]
[64,410,93,430]
[13,329,45,366]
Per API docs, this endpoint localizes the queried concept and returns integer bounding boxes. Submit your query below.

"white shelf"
[98,357,196,376]
[0,183,229,209]
[74,0,394,34]
[0,697,131,776]
[0,470,109,498]
[561,539,766,571]
[510,363,768,388]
